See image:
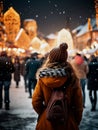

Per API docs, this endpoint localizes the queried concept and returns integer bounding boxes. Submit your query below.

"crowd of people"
[0,51,44,110]
[0,42,98,130]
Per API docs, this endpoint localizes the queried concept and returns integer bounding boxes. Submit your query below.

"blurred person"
[32,43,83,130]
[13,56,21,88]
[20,56,30,92]
[87,55,98,111]
[25,52,41,98]
[70,53,89,108]
[0,51,14,110]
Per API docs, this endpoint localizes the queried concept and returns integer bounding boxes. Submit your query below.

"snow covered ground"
[0,76,98,130]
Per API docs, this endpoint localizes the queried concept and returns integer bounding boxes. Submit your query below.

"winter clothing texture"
[49,43,68,63]
[0,54,15,81]
[87,60,98,90]
[32,43,83,130]
[71,55,89,79]
[71,55,89,107]
[14,62,21,83]
[25,57,41,96]
[25,58,40,79]
[32,64,83,130]
[0,52,14,109]
[87,57,98,111]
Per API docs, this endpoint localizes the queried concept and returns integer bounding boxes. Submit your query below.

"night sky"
[3,0,95,35]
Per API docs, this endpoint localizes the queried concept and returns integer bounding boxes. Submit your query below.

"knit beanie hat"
[49,43,68,63]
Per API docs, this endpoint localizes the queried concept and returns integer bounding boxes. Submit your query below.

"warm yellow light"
[57,28,74,50]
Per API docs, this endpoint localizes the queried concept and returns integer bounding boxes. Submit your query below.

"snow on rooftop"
[24,19,36,22]
[72,25,83,33]
[74,18,97,37]
[76,23,88,37]
[46,33,57,39]
[15,28,24,41]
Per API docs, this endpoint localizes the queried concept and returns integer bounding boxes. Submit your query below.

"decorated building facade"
[4,7,20,43]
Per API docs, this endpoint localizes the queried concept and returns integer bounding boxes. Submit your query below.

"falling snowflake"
[36,15,39,18]
[28,0,30,3]
[44,16,47,19]
[63,11,65,14]
[49,1,51,4]
[54,4,58,7]
[51,11,53,14]
[79,16,82,18]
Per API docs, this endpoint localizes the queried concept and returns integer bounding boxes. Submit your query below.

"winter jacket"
[0,56,14,81]
[25,58,40,79]
[14,62,21,82]
[32,66,83,130]
[87,61,98,90]
[71,57,89,79]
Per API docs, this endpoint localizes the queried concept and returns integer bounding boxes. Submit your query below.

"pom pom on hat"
[49,43,68,63]
[59,43,68,52]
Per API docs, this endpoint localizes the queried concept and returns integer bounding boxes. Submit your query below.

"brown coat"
[32,76,83,130]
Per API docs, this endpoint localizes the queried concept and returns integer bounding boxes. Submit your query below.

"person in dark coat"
[32,43,83,130]
[25,52,41,98]
[20,56,30,92]
[0,51,14,110]
[13,56,21,88]
[87,55,98,111]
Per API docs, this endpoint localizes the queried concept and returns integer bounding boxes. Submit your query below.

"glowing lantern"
[95,0,98,28]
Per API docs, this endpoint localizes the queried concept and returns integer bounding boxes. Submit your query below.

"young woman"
[32,43,83,130]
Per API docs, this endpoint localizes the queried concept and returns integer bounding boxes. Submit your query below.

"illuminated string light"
[94,0,98,28]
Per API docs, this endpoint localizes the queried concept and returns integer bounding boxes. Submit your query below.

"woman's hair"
[36,56,78,85]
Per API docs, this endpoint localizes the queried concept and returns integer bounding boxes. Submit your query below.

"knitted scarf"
[39,67,67,78]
